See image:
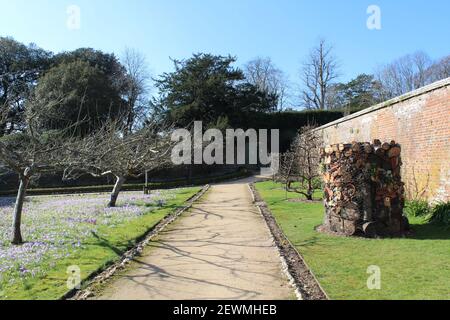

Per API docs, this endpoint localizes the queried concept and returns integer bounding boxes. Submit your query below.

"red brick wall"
[318,78,450,203]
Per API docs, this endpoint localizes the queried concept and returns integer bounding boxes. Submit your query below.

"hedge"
[243,110,344,129]
[0,168,252,197]
[240,110,345,151]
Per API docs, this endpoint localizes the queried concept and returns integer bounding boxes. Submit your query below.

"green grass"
[255,181,450,300]
[1,187,201,300]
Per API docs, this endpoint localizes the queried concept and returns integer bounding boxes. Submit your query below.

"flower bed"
[0,190,176,293]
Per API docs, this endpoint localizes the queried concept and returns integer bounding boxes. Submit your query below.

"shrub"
[428,202,450,226]
[405,200,431,217]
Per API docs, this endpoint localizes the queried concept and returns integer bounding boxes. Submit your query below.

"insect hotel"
[320,140,410,237]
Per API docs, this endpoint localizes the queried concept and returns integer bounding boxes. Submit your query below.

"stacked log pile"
[319,140,409,237]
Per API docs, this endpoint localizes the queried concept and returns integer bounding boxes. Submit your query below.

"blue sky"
[1,0,449,89]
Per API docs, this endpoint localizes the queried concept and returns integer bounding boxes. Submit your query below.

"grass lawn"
[255,181,450,300]
[0,187,200,300]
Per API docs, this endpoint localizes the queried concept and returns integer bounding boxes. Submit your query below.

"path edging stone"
[249,183,329,300]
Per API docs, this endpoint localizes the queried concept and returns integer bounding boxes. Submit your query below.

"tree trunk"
[108,176,126,207]
[305,188,313,201]
[306,178,314,201]
[12,176,30,245]
[144,170,150,195]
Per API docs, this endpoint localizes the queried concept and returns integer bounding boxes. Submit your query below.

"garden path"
[97,178,294,300]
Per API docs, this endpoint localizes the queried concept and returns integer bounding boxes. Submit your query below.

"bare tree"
[301,39,339,110]
[428,55,450,83]
[376,51,434,99]
[121,48,151,135]
[244,57,290,111]
[63,120,173,207]
[0,100,65,244]
[277,151,297,199]
[278,125,322,200]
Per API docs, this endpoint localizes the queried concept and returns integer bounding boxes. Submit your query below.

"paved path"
[98,179,294,300]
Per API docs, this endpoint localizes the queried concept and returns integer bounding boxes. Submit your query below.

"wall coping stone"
[316,77,450,131]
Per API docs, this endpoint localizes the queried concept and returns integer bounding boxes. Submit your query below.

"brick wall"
[317,78,450,203]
